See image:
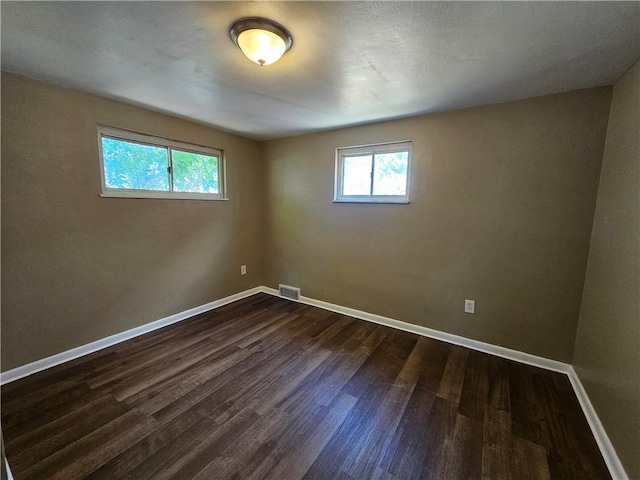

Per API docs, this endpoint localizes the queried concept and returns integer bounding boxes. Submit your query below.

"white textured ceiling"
[2,1,639,140]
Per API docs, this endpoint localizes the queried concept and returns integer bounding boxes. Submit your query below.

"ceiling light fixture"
[229,17,293,66]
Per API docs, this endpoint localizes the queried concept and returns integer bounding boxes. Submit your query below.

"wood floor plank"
[509,361,555,450]
[121,343,252,407]
[245,346,333,417]
[303,331,418,479]
[511,435,552,480]
[259,393,357,480]
[188,407,291,480]
[231,400,331,480]
[3,388,106,442]
[6,394,130,471]
[437,344,469,402]
[439,413,484,479]
[379,392,450,479]
[148,314,311,423]
[149,408,261,480]
[128,313,303,414]
[343,336,436,480]
[273,321,379,414]
[482,405,514,480]
[86,306,279,390]
[2,383,93,429]
[487,355,511,411]
[533,374,610,479]
[458,349,490,423]
[2,293,612,480]
[0,351,119,400]
[84,378,265,480]
[2,379,83,415]
[20,409,159,480]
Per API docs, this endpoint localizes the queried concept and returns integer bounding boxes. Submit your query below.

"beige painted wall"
[1,73,263,370]
[573,60,640,479]
[262,88,611,362]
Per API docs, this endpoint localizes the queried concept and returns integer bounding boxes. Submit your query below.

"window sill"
[100,192,228,201]
[333,198,410,204]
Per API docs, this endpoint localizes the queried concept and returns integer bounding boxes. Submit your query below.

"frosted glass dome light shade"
[230,18,293,66]
[237,29,286,66]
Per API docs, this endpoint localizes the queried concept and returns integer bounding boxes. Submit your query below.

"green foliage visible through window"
[99,128,224,199]
[102,137,169,191]
[372,152,408,195]
[172,150,219,194]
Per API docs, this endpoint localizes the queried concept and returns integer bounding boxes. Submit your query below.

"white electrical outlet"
[241,265,247,275]
[464,299,475,314]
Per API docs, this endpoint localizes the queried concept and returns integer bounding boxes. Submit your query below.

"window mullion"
[167,147,174,192]
[369,154,375,195]
[339,155,345,196]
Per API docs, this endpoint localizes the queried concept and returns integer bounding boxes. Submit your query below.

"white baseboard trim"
[0,287,263,385]
[5,458,14,480]
[567,367,628,480]
[260,286,571,374]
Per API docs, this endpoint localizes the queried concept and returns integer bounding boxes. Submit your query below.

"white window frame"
[97,126,227,200]
[334,141,411,204]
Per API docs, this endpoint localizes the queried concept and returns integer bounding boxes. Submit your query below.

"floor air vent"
[278,284,301,300]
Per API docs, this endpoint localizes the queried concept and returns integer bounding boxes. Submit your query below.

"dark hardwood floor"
[1,293,610,479]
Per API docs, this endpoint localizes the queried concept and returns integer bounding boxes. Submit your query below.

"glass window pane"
[171,150,219,194]
[343,155,372,195]
[102,137,169,191]
[372,151,408,195]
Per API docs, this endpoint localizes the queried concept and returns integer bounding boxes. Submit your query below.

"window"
[97,126,226,200]
[334,141,411,203]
